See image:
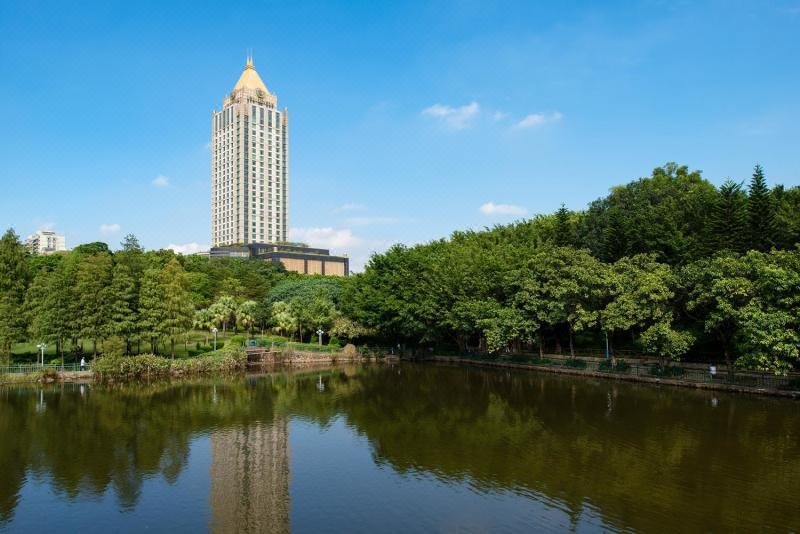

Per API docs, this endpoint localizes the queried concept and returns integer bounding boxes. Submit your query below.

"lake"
[1,363,798,533]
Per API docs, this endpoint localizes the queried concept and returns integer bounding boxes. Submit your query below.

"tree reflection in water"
[1,364,799,532]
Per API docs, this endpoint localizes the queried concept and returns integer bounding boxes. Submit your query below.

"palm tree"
[193,308,215,345]
[236,301,258,337]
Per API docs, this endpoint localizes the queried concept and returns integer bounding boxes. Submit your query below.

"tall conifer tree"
[710,180,748,253]
[747,164,776,251]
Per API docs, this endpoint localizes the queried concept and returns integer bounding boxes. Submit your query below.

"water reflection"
[210,421,290,534]
[0,364,799,532]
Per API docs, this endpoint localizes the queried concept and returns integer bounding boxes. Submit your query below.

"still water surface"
[1,363,799,533]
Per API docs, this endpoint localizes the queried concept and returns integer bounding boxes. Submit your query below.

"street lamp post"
[316,328,325,347]
[36,343,47,367]
[212,327,218,351]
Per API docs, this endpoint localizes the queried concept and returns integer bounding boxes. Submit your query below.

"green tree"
[23,269,55,347]
[139,268,165,353]
[74,253,113,356]
[209,295,237,332]
[709,180,748,254]
[0,229,29,362]
[193,308,215,346]
[553,204,574,247]
[639,320,695,367]
[73,242,110,255]
[305,292,338,336]
[271,301,297,339]
[106,263,139,354]
[159,259,194,359]
[747,164,776,251]
[772,185,800,249]
[734,250,800,374]
[684,254,754,378]
[601,255,684,362]
[580,163,717,264]
[235,300,258,337]
[516,247,606,357]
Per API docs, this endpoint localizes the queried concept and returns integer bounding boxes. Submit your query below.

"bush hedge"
[92,347,246,380]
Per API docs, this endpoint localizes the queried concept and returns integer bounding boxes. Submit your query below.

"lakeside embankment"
[5,346,797,399]
[430,355,800,399]
[0,346,380,385]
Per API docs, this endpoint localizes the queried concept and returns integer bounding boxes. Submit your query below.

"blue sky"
[1,0,799,269]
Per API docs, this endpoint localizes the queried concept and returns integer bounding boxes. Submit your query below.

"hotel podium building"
[210,56,348,276]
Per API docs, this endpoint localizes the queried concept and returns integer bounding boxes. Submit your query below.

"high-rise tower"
[211,55,289,247]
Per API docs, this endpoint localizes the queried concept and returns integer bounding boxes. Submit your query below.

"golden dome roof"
[233,56,270,94]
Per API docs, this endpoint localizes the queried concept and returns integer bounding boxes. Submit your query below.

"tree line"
[0,235,286,361]
[1,162,798,373]
[343,163,800,374]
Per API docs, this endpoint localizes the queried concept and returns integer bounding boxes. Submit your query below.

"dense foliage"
[2,163,799,373]
[345,164,800,374]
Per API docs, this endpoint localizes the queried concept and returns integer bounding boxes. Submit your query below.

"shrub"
[328,336,341,349]
[563,358,587,369]
[228,335,246,348]
[102,336,126,357]
[92,348,246,380]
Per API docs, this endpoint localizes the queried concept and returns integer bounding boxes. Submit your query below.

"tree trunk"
[609,335,616,367]
[93,339,97,357]
[171,338,175,360]
[538,336,544,358]
[568,325,575,358]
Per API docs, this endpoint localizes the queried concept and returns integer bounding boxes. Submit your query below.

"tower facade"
[212,56,289,247]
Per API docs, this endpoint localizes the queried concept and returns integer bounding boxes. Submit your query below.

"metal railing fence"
[442,353,800,392]
[0,363,91,375]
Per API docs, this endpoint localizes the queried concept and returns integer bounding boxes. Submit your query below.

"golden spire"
[233,50,270,94]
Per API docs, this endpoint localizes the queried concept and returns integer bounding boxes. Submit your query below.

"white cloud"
[332,202,366,214]
[289,227,363,249]
[514,111,563,130]
[152,175,170,188]
[422,101,480,130]
[99,223,121,236]
[167,242,209,255]
[479,202,527,216]
[492,111,509,121]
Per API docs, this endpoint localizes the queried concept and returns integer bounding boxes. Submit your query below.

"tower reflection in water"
[210,419,290,534]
